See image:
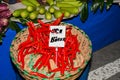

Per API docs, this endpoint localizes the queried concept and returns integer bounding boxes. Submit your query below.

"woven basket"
[10,22,92,80]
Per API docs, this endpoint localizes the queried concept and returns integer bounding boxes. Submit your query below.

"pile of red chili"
[18,14,81,78]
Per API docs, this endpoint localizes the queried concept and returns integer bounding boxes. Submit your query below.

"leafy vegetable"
[0,32,5,43]
[106,0,113,10]
[77,0,115,21]
[8,20,21,33]
[0,20,21,44]
[80,2,88,22]
[91,0,105,13]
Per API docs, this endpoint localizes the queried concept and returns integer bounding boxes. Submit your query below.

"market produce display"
[10,15,92,80]
[9,0,114,23]
[0,0,116,80]
[0,0,114,43]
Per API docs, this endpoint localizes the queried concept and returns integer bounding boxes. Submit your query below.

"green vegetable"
[29,11,39,20]
[12,9,26,17]
[54,10,63,18]
[106,0,113,10]
[46,0,54,6]
[38,6,46,15]
[63,0,76,1]
[80,2,88,22]
[45,11,52,20]
[56,1,82,7]
[63,11,71,18]
[56,3,75,7]
[60,7,79,14]
[0,33,5,43]
[26,6,35,12]
[8,20,21,33]
[28,0,40,7]
[48,6,55,13]
[56,1,83,7]
[20,10,29,18]
[21,0,35,7]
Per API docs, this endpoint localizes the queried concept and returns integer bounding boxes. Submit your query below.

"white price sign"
[49,26,66,47]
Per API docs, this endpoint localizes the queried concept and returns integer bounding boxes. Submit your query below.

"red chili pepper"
[24,41,38,48]
[23,48,30,56]
[43,54,51,67]
[39,33,48,46]
[51,13,64,25]
[60,59,65,75]
[33,55,45,68]
[64,55,69,66]
[26,21,36,31]
[21,54,25,69]
[37,62,44,70]
[35,42,41,53]
[47,60,52,72]
[37,19,50,27]
[37,55,48,70]
[27,21,39,41]
[61,67,65,76]
[18,39,31,50]
[18,48,24,62]
[30,71,48,78]
[17,49,25,69]
[27,22,35,35]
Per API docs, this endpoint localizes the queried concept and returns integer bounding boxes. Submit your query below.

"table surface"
[0,4,120,80]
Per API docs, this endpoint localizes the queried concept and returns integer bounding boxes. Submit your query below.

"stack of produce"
[0,3,11,32]
[10,15,92,80]
[12,0,82,21]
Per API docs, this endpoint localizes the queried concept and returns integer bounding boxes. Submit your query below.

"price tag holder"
[49,26,66,47]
